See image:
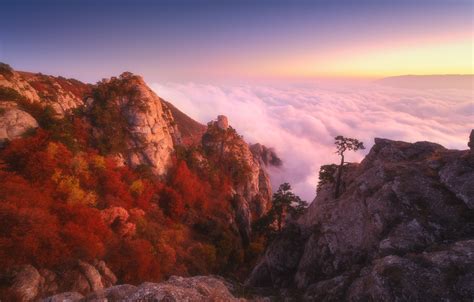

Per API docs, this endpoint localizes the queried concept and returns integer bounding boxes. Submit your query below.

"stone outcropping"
[0,102,38,145]
[0,63,90,116]
[44,276,246,301]
[88,73,180,176]
[3,261,116,301]
[202,116,273,244]
[247,135,474,301]
[250,143,283,167]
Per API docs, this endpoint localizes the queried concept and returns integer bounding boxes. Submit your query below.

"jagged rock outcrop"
[3,261,117,301]
[0,62,90,116]
[202,116,273,244]
[87,72,180,176]
[250,143,283,167]
[247,135,474,301]
[0,102,38,145]
[44,276,246,301]
[0,64,203,176]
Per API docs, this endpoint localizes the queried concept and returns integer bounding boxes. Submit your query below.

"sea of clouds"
[151,82,473,202]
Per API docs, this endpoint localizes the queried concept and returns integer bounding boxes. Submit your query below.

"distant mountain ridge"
[376,74,473,90]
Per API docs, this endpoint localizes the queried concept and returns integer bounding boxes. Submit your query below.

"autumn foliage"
[0,124,253,284]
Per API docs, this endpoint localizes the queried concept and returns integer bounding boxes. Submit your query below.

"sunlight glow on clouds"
[151,82,474,201]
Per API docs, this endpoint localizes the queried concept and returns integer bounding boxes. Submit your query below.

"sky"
[0,0,472,83]
[1,0,473,200]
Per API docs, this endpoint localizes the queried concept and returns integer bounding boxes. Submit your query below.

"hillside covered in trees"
[0,63,285,300]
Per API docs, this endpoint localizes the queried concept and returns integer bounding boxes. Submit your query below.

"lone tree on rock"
[334,136,365,198]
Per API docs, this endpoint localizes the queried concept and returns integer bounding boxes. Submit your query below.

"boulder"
[93,260,117,287]
[0,102,38,145]
[82,284,137,300]
[46,276,246,301]
[9,265,44,302]
[77,261,104,292]
[42,292,84,302]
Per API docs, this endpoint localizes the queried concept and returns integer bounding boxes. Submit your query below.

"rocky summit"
[247,136,474,301]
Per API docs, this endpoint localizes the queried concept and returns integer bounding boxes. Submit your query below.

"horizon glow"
[0,0,472,83]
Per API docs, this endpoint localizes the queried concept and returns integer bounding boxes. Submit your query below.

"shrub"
[0,62,14,80]
[317,164,338,190]
[0,87,24,102]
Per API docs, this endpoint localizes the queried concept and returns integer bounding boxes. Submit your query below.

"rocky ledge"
[44,276,246,302]
[247,133,474,301]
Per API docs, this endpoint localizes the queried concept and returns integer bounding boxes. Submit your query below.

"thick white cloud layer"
[151,82,473,202]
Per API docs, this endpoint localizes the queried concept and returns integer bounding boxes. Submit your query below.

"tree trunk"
[335,154,344,199]
[277,211,282,232]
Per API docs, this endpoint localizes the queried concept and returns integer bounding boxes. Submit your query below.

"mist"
[151,81,473,202]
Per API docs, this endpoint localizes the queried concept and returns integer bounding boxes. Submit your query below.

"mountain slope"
[0,63,273,300]
[162,100,206,146]
[247,135,474,301]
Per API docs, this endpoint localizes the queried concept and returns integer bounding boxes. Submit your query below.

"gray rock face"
[3,260,117,301]
[89,73,179,176]
[250,143,282,167]
[0,65,89,116]
[42,292,84,302]
[0,102,38,145]
[247,137,474,301]
[347,240,474,302]
[202,117,273,244]
[44,276,245,302]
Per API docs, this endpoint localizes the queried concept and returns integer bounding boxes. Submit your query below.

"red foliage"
[54,204,112,261]
[107,239,161,284]
[134,180,156,211]
[169,161,211,211]
[72,117,91,147]
[0,124,254,285]
[157,185,185,220]
[0,171,66,268]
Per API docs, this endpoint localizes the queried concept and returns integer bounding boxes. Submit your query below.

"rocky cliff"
[247,135,474,301]
[0,63,90,116]
[0,64,275,301]
[86,72,180,176]
[199,117,273,244]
